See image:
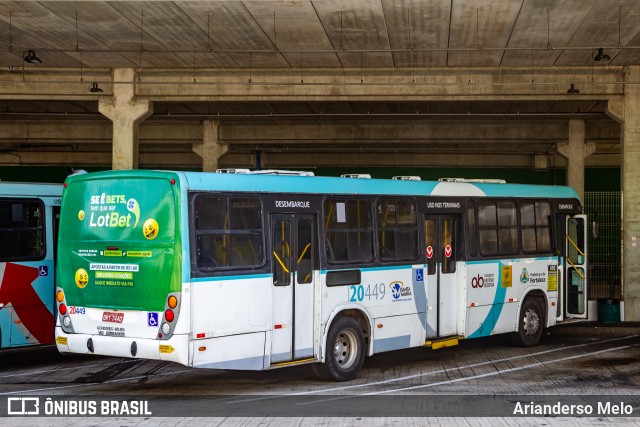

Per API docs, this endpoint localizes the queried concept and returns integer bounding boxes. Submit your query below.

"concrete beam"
[136,67,625,101]
[0,151,201,168]
[0,120,621,145]
[606,99,625,123]
[0,148,621,169]
[0,66,625,101]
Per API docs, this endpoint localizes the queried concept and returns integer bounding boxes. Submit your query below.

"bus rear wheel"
[511,299,544,347]
[314,316,365,382]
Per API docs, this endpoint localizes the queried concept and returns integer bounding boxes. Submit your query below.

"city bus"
[1,182,62,349]
[55,170,588,381]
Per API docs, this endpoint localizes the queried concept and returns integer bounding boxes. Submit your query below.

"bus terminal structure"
[0,1,638,321]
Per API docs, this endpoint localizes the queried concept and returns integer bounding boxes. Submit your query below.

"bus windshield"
[58,172,181,313]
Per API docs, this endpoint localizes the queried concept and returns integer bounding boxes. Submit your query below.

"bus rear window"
[0,199,45,261]
[194,196,264,270]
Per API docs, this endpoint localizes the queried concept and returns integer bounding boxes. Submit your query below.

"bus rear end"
[55,171,187,365]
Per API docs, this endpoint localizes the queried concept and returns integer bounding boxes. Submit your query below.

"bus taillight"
[59,304,67,315]
[168,295,178,309]
[165,309,175,322]
[56,290,64,303]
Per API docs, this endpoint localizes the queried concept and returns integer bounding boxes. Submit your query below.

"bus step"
[425,336,463,350]
[270,357,318,368]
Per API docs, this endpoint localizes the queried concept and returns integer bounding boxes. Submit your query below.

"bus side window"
[194,196,264,270]
[377,199,419,262]
[567,217,585,265]
[467,200,477,258]
[0,199,45,261]
[478,200,518,256]
[424,219,436,275]
[441,218,456,274]
[273,218,291,286]
[521,201,552,254]
[297,219,313,284]
[324,199,373,263]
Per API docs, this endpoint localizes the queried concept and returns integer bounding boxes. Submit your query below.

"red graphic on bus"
[444,245,453,258]
[0,263,53,344]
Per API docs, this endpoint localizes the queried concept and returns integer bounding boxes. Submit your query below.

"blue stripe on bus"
[373,335,412,353]
[190,274,271,283]
[320,264,416,274]
[467,257,554,265]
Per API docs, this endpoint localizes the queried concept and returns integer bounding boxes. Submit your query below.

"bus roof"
[65,170,580,201]
[186,173,580,199]
[0,181,62,197]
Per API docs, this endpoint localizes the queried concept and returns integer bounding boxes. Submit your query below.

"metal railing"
[584,191,621,300]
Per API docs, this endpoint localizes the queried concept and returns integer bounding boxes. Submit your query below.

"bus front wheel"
[315,316,366,382]
[512,299,544,347]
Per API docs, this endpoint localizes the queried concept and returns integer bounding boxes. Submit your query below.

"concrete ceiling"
[0,1,634,171]
[1,0,639,69]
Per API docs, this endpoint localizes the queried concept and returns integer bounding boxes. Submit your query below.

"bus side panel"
[0,261,55,347]
[192,332,267,370]
[320,266,428,356]
[0,194,58,348]
[372,314,424,353]
[191,276,271,337]
[465,258,557,338]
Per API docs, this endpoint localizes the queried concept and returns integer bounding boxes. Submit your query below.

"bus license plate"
[102,312,124,323]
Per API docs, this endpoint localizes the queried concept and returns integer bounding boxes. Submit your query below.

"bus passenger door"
[425,215,458,337]
[565,215,588,319]
[270,214,316,363]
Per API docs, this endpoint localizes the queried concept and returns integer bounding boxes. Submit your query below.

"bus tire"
[511,299,544,347]
[317,316,366,382]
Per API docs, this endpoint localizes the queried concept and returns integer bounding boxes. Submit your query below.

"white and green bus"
[55,170,588,381]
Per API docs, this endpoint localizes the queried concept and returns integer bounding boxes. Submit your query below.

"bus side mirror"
[592,221,599,239]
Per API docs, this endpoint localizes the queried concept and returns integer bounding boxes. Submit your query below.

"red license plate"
[102,312,124,323]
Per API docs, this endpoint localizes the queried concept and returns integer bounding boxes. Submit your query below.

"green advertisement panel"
[58,171,181,312]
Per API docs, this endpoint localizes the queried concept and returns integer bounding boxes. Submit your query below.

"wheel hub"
[523,308,540,337]
[333,331,357,368]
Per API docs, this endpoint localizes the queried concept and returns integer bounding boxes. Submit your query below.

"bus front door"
[425,215,458,338]
[565,215,588,319]
[270,214,316,363]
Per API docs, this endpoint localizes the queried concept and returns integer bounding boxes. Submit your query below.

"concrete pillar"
[556,119,596,202]
[98,68,153,170]
[192,121,228,172]
[622,66,640,321]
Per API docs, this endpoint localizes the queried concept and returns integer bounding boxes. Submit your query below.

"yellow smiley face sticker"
[78,210,85,220]
[143,219,159,240]
[75,268,89,289]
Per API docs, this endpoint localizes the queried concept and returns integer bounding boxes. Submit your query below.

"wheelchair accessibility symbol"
[38,266,48,277]
[148,312,158,327]
[415,268,424,283]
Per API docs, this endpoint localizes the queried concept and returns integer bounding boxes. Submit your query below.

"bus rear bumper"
[55,327,190,366]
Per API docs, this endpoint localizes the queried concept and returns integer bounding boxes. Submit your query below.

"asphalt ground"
[1,322,640,425]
